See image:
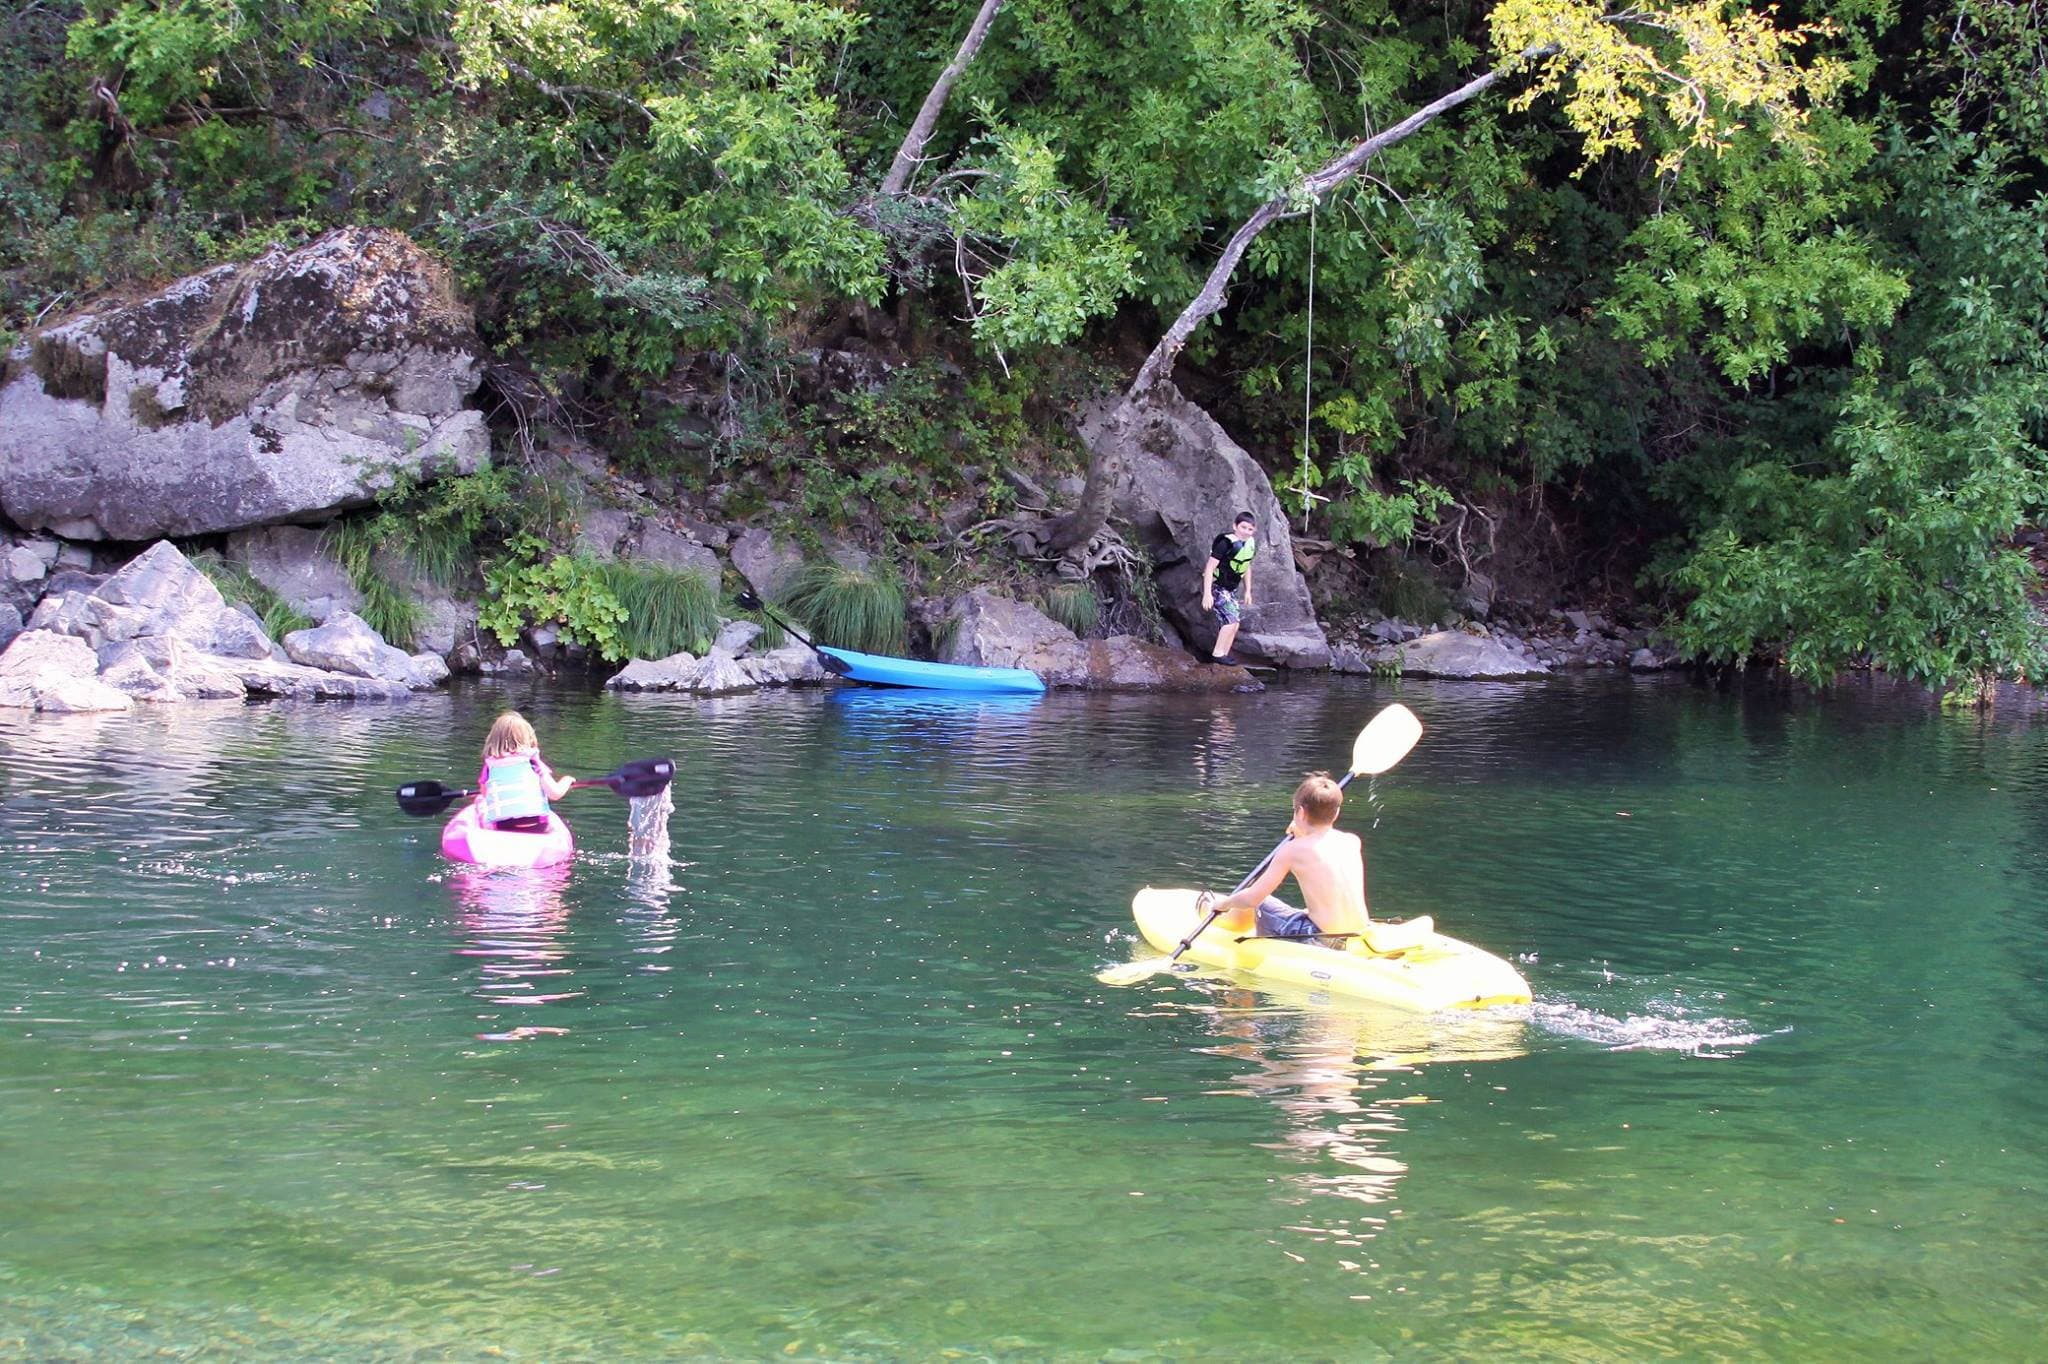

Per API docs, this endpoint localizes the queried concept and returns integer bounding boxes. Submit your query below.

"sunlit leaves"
[1490,0,1848,172]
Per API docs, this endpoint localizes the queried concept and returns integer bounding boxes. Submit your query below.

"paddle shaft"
[1168,769,1361,964]
[734,591,850,674]
[395,757,675,816]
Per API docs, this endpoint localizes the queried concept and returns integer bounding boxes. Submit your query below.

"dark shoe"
[1211,653,1244,667]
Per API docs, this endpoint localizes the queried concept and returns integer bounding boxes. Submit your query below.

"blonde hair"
[1293,771,1343,826]
[483,711,539,759]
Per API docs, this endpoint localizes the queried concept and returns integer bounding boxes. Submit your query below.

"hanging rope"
[1299,197,1319,536]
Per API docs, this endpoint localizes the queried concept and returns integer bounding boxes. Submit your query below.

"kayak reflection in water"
[449,864,582,1025]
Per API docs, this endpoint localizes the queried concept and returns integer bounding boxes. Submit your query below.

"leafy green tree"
[1656,134,2048,690]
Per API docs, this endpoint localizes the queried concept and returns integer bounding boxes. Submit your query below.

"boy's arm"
[1241,560,1251,607]
[1201,556,1218,606]
[1210,842,1293,914]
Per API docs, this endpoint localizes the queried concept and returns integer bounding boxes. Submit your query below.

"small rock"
[713,619,763,656]
[36,676,134,713]
[6,547,51,583]
[634,523,721,579]
[607,652,697,691]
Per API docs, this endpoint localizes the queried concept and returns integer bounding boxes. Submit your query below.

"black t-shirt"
[1210,533,1255,591]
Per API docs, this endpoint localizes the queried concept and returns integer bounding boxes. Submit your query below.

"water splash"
[627,787,674,863]
[1527,993,1779,1056]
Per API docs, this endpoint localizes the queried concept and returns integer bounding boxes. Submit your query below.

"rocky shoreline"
[1,227,1685,716]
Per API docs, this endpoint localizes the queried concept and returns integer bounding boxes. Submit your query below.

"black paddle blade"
[819,651,853,676]
[395,780,463,817]
[604,757,676,798]
[734,589,764,611]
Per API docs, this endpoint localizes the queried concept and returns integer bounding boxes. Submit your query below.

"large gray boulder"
[635,523,721,580]
[282,610,444,688]
[1081,387,1330,668]
[0,228,488,541]
[941,587,1258,691]
[227,525,360,623]
[27,539,273,659]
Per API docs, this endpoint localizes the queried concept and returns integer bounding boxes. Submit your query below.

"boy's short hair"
[1233,511,1256,527]
[1293,771,1343,825]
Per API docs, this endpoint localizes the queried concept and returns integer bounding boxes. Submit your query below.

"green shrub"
[478,538,630,660]
[599,560,720,659]
[189,550,314,640]
[1042,581,1100,637]
[780,560,905,655]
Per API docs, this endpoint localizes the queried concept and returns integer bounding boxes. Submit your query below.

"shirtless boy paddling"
[1201,771,1367,943]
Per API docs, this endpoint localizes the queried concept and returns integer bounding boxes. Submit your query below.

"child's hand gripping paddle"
[1097,703,1423,987]
[395,757,676,817]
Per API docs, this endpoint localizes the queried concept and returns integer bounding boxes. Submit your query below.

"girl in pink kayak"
[476,711,575,832]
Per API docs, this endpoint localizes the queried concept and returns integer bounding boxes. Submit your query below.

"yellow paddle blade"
[1350,702,1422,776]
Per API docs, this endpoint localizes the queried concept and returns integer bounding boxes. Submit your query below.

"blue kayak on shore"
[820,646,1047,694]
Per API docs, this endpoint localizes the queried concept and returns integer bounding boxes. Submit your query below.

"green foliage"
[785,360,1047,547]
[952,123,1137,349]
[1656,135,2048,689]
[598,560,721,660]
[367,464,528,588]
[7,0,2046,696]
[189,550,315,640]
[780,560,906,655]
[1041,581,1100,637]
[478,537,631,660]
[1604,116,1906,385]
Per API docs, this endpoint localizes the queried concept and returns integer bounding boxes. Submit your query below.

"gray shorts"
[1210,588,1242,625]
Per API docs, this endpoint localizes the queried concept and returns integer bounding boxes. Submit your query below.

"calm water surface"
[2,677,2044,1360]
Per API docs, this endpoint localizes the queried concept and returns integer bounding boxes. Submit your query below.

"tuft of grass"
[324,518,423,650]
[1042,581,1100,637]
[599,561,721,659]
[780,560,905,656]
[190,550,315,639]
[389,513,477,589]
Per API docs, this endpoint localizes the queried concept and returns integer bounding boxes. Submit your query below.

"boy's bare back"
[1277,825,1368,935]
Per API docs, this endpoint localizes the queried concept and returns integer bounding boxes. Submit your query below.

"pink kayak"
[440,802,576,869]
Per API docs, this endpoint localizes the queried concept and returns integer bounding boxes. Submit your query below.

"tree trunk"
[879,0,1007,198]
[1046,49,1546,555]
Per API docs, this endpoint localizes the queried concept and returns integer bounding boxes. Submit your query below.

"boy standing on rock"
[1202,511,1258,666]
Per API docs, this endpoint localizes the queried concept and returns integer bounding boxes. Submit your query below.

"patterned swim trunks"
[1210,587,1241,625]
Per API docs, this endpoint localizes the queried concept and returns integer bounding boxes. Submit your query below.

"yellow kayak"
[1130,887,1532,1012]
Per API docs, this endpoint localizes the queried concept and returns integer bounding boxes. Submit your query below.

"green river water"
[1,676,2044,1361]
